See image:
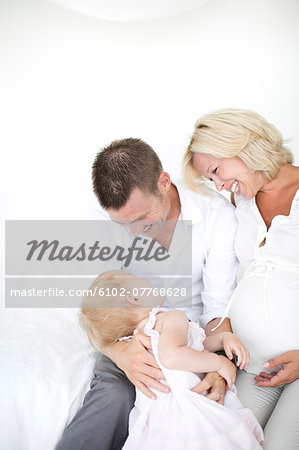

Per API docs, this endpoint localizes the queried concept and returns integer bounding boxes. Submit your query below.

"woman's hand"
[255,350,299,387]
[191,372,227,405]
[222,332,250,370]
[115,333,170,399]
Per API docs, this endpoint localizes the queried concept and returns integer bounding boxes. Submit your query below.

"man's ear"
[158,172,171,192]
[126,293,143,306]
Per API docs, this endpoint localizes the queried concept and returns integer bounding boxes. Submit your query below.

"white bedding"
[0,308,97,450]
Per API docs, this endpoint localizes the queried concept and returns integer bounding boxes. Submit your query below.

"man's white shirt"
[90,183,238,327]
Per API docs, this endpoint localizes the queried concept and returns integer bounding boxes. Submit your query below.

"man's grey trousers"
[55,354,135,450]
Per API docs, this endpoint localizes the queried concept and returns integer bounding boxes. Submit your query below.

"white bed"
[0,307,97,450]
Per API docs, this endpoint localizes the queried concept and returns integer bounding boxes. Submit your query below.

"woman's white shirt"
[230,189,299,374]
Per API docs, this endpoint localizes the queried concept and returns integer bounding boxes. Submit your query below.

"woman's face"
[193,153,265,199]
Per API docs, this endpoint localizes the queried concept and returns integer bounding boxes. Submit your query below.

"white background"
[1,0,299,220]
[1,2,298,442]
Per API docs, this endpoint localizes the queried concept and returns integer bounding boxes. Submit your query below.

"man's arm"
[193,199,238,402]
[201,198,238,332]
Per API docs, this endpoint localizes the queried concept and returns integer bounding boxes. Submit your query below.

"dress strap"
[118,307,165,341]
[143,307,165,335]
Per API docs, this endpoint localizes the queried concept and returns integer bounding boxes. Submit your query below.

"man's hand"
[115,333,170,399]
[191,372,227,405]
[255,350,299,387]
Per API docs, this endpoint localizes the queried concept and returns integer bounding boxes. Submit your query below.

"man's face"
[107,188,170,238]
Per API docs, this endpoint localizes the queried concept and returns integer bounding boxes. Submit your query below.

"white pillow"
[0,308,97,450]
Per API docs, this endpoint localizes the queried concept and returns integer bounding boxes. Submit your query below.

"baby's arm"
[158,310,236,388]
[204,332,250,370]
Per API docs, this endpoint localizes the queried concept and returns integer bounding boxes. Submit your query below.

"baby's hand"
[222,332,250,370]
[217,356,236,390]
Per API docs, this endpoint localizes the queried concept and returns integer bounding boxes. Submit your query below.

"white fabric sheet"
[0,308,97,450]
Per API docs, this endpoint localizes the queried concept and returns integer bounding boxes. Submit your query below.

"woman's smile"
[193,153,264,200]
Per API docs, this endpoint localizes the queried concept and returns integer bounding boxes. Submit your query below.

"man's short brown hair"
[92,138,163,210]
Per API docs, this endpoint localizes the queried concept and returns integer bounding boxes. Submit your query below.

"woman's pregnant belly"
[230,268,299,375]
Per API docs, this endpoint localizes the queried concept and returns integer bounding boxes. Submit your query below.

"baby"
[80,270,264,449]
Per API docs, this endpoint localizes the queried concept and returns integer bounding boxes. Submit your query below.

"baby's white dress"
[122,308,264,449]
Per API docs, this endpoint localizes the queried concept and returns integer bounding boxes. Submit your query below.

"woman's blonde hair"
[79,271,143,352]
[183,109,293,192]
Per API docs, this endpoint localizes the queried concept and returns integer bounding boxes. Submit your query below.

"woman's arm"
[158,310,236,388]
[200,200,238,331]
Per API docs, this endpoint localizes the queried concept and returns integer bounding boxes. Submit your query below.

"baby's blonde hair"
[79,271,143,352]
[183,109,293,192]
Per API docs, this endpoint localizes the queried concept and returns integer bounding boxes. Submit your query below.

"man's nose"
[128,223,142,237]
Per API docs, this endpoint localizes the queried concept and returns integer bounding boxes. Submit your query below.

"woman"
[183,109,299,450]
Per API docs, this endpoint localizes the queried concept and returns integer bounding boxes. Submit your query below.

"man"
[56,138,238,450]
